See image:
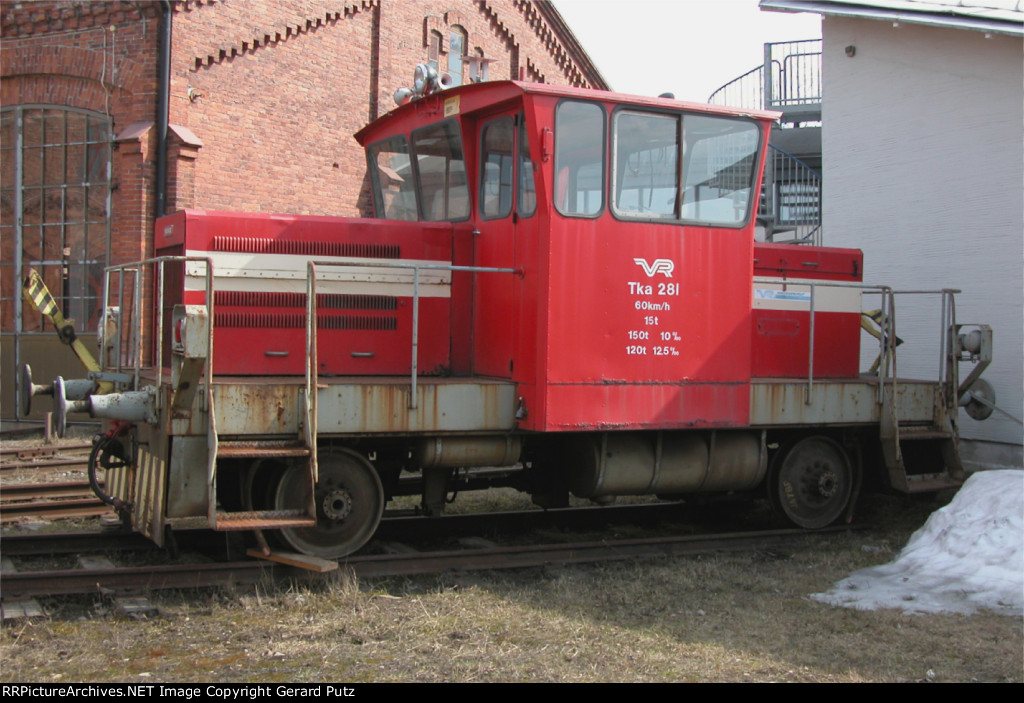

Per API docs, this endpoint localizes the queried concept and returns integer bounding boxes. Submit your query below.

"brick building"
[0,0,605,421]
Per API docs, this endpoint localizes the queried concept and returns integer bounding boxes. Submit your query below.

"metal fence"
[708,39,822,112]
[760,144,822,245]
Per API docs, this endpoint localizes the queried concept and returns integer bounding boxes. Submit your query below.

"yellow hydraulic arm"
[22,268,113,395]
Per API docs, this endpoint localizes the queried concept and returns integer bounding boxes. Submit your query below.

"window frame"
[608,104,764,229]
[553,99,607,219]
[516,114,537,219]
[447,26,466,87]
[427,30,442,72]
[409,118,471,223]
[478,115,516,221]
[365,133,419,221]
[1,104,112,335]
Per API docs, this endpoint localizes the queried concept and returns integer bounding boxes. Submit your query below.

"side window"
[554,101,604,217]
[517,116,536,218]
[411,120,470,221]
[480,117,514,219]
[367,136,417,221]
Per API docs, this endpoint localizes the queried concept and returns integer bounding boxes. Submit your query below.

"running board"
[882,422,963,494]
[214,510,315,531]
[209,438,317,531]
[217,441,311,458]
[903,474,963,493]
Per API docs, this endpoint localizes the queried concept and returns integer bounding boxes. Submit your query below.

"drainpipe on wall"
[155,1,172,218]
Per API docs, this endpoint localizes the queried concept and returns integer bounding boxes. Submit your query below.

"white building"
[763,0,1023,469]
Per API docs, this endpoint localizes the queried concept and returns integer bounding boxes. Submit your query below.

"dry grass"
[1,492,1021,683]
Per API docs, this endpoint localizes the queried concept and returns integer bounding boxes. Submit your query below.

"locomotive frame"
[30,79,994,562]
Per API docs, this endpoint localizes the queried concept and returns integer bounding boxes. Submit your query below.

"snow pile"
[812,470,1023,615]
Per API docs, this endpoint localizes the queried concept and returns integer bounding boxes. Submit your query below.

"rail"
[761,145,822,245]
[707,64,768,112]
[708,39,822,112]
[307,260,521,409]
[103,256,215,393]
[754,277,960,407]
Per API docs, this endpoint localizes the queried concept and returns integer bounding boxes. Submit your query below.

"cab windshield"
[367,119,470,222]
[554,100,762,227]
[611,109,761,227]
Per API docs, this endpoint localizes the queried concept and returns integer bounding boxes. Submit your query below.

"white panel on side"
[184,251,452,298]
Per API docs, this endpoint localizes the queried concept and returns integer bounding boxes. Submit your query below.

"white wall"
[821,17,1023,456]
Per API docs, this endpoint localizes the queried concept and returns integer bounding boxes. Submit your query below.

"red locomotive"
[30,73,994,561]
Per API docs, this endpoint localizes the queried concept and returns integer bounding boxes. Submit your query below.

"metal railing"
[754,277,960,409]
[708,64,768,113]
[709,41,823,246]
[306,260,521,409]
[760,145,822,245]
[768,40,822,110]
[709,39,822,113]
[102,256,214,393]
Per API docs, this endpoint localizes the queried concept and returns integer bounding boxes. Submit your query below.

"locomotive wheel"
[274,449,384,559]
[768,435,853,529]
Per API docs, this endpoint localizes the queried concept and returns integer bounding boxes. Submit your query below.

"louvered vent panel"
[210,236,400,259]
[216,312,397,331]
[320,315,398,331]
[215,291,398,310]
[321,294,398,311]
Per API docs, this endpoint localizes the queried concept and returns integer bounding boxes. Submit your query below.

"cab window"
[480,116,514,219]
[367,135,417,221]
[518,116,537,218]
[554,101,605,217]
[411,120,470,222]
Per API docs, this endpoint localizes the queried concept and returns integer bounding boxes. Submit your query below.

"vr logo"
[633,258,674,278]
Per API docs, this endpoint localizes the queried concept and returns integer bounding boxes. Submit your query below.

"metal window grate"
[1,105,112,335]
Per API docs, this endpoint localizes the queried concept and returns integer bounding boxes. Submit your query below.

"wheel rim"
[275,449,384,559]
[770,436,852,529]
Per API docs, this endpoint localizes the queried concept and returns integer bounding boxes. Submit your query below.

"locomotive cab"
[357,82,775,432]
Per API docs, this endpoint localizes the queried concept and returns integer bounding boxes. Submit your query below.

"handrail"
[308,260,521,408]
[774,50,822,107]
[762,144,822,245]
[708,64,767,108]
[708,39,821,112]
[753,277,960,406]
[103,256,214,393]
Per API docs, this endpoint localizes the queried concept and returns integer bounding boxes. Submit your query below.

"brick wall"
[170,0,603,218]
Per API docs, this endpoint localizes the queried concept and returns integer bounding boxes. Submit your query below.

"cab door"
[473,111,531,378]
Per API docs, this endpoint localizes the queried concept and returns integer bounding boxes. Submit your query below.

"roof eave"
[761,0,1024,37]
[534,1,610,90]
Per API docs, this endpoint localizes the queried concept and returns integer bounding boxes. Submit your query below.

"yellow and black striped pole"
[22,269,112,394]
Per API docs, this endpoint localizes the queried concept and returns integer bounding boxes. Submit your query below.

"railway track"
[0,441,106,521]
[1,456,90,471]
[0,523,857,602]
[0,450,90,472]
[0,480,111,521]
